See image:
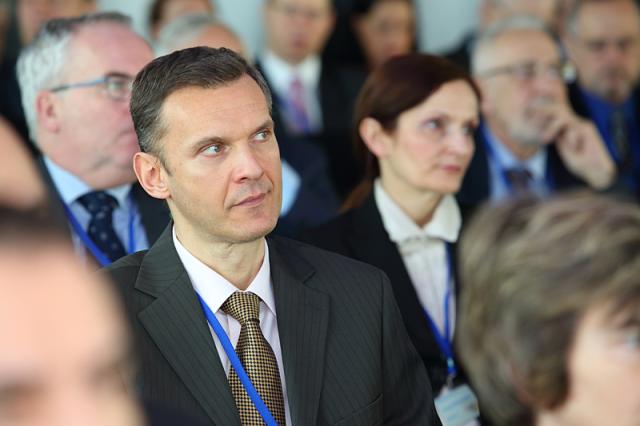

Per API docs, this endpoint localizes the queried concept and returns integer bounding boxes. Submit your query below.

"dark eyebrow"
[0,377,42,404]
[253,118,275,135]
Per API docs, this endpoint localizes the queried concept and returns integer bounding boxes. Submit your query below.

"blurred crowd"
[1,0,640,425]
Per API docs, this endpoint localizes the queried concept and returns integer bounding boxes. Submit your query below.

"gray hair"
[471,15,556,75]
[154,12,235,56]
[16,12,132,143]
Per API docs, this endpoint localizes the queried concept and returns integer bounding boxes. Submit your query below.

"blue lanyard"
[196,294,279,426]
[63,193,136,267]
[422,244,457,380]
[481,130,555,192]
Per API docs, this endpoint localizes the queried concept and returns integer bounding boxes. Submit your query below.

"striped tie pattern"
[222,292,286,425]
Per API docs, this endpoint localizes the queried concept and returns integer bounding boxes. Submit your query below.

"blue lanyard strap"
[63,193,137,267]
[422,243,457,379]
[197,294,279,426]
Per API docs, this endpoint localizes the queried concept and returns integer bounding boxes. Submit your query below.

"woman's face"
[354,0,414,68]
[538,305,640,426]
[376,80,479,197]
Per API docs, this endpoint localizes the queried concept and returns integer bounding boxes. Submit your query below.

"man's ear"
[133,152,170,200]
[35,91,61,133]
[359,117,392,159]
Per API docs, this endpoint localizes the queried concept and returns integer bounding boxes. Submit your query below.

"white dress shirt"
[44,157,149,263]
[172,229,292,425]
[482,126,550,200]
[259,50,323,132]
[374,180,460,337]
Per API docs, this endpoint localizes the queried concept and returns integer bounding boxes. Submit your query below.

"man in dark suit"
[16,13,169,267]
[457,16,617,215]
[258,0,365,199]
[564,0,640,197]
[105,47,441,425]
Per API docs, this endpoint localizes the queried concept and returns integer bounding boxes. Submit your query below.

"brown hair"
[343,53,480,210]
[130,46,272,167]
[457,192,640,426]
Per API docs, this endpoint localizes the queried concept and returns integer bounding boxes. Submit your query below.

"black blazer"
[39,159,170,255]
[301,193,464,392]
[456,128,585,219]
[104,226,442,426]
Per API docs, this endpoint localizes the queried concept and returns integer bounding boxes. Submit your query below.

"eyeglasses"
[49,72,134,101]
[579,36,640,54]
[476,61,575,83]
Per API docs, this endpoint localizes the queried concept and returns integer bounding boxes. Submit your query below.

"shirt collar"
[44,156,132,207]
[172,227,276,317]
[260,50,321,97]
[373,179,461,245]
[482,124,547,182]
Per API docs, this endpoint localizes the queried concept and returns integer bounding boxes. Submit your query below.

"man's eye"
[423,118,444,131]
[203,144,224,155]
[254,130,271,141]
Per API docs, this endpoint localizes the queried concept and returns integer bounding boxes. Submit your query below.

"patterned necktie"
[285,75,311,135]
[77,191,126,262]
[504,168,533,195]
[222,292,286,425]
[611,108,632,171]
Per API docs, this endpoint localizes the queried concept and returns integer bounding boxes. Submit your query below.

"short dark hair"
[343,53,481,210]
[130,46,272,164]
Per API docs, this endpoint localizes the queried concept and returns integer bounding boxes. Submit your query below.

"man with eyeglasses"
[457,16,617,214]
[257,0,364,205]
[16,12,170,267]
[564,0,640,198]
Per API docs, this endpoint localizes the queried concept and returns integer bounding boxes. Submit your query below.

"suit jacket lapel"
[267,237,329,426]
[135,228,240,426]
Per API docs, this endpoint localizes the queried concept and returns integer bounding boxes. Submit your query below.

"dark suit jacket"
[456,128,585,219]
[39,159,170,255]
[300,193,465,393]
[256,60,366,199]
[568,82,640,199]
[105,227,442,426]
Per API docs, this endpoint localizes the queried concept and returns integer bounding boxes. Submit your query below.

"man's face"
[153,0,214,38]
[264,0,334,64]
[43,23,153,189]
[477,30,567,150]
[0,247,142,426]
[540,305,640,425]
[566,1,640,104]
[156,76,282,245]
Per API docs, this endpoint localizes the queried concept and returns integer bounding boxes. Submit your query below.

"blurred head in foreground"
[0,208,143,426]
[457,192,640,426]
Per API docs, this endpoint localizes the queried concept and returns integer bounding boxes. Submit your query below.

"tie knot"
[505,168,533,192]
[77,191,119,216]
[221,292,261,324]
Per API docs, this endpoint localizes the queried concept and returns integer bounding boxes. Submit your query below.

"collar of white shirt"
[374,179,461,246]
[172,226,276,318]
[482,125,547,182]
[44,156,131,207]
[260,49,321,98]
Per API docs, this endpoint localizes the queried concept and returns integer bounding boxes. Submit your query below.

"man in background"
[17,13,169,267]
[564,0,640,196]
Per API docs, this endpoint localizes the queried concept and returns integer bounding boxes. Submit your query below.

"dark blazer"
[104,226,442,426]
[456,128,585,219]
[39,159,170,253]
[568,82,640,198]
[256,60,366,199]
[300,193,463,392]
